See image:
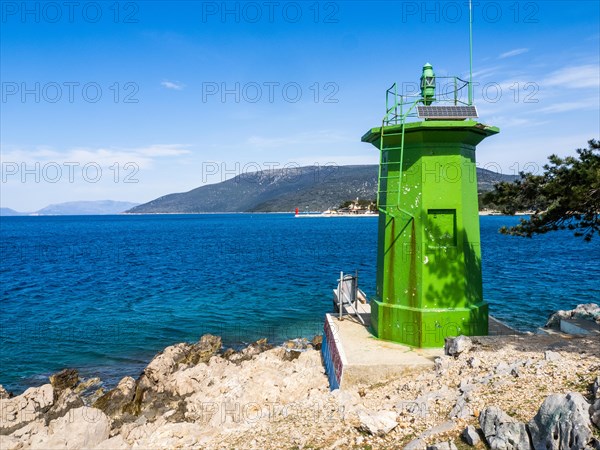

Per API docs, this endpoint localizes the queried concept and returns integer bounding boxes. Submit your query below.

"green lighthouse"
[361,65,499,348]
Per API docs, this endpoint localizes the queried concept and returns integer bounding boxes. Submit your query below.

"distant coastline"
[479,210,533,216]
[126,165,518,215]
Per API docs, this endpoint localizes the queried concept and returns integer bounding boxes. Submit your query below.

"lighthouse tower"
[361,64,499,348]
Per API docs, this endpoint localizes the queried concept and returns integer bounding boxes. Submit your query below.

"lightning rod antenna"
[468,0,473,105]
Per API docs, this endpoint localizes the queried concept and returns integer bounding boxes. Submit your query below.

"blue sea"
[1,214,599,393]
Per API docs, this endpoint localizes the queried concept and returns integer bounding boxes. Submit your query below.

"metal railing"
[384,77,472,126]
[335,271,365,325]
[376,77,472,219]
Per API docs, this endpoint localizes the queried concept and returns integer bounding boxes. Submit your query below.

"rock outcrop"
[45,386,84,423]
[2,324,600,449]
[223,337,273,364]
[591,399,600,429]
[444,335,473,357]
[545,303,600,328]
[30,407,110,449]
[0,385,13,399]
[592,377,600,429]
[49,369,79,396]
[479,406,532,449]
[122,334,223,419]
[93,376,136,425]
[475,390,600,450]
[462,425,481,445]
[0,384,54,435]
[528,392,596,450]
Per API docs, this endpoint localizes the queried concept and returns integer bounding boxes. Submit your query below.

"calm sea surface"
[1,214,599,392]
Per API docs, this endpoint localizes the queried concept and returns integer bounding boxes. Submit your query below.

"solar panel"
[417,105,478,119]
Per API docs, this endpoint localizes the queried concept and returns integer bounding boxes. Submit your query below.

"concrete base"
[322,303,517,389]
[560,318,600,335]
[322,303,442,390]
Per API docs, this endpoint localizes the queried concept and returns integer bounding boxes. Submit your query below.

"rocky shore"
[1,306,600,449]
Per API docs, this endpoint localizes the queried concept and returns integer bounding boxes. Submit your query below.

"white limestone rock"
[0,434,24,450]
[467,356,481,369]
[356,409,398,436]
[450,396,472,419]
[404,438,428,450]
[93,435,131,449]
[544,350,563,362]
[0,384,54,434]
[330,389,361,419]
[0,385,11,399]
[30,406,110,450]
[130,422,213,449]
[47,387,84,422]
[434,355,451,374]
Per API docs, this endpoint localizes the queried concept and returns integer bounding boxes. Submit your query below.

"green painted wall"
[361,120,499,347]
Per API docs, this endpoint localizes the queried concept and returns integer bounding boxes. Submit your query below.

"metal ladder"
[376,84,420,222]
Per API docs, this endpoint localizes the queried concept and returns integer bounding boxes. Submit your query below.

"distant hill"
[0,207,24,216]
[127,165,518,214]
[35,200,140,215]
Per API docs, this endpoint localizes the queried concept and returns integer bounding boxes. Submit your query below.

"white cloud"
[536,98,600,114]
[469,66,504,80]
[479,132,594,175]
[542,64,600,89]
[498,48,529,59]
[160,80,185,90]
[135,144,191,157]
[0,144,191,169]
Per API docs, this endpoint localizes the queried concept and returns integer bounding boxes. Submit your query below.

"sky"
[1,0,599,211]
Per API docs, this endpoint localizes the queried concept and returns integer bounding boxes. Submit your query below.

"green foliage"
[483,139,600,241]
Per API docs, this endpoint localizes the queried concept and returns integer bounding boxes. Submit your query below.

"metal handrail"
[384,77,472,126]
[376,75,472,219]
[336,271,365,325]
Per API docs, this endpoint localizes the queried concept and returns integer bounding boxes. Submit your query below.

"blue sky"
[1,1,599,211]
